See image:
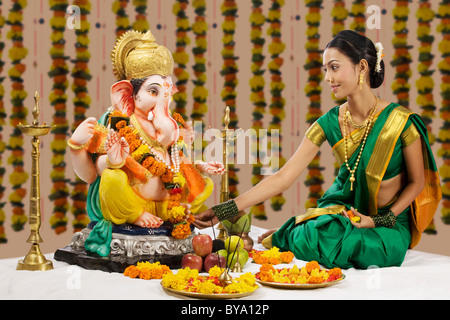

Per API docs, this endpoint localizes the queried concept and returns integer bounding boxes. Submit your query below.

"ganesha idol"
[55,30,224,270]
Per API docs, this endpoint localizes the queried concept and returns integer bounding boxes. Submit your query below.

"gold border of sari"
[365,107,411,216]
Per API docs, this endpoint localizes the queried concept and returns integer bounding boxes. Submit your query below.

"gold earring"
[359,73,364,90]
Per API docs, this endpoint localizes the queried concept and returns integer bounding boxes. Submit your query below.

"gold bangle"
[106,157,126,169]
[67,139,87,150]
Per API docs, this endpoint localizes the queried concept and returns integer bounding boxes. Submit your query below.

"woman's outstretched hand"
[192,208,219,229]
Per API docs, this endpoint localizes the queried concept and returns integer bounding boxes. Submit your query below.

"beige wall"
[1,0,449,259]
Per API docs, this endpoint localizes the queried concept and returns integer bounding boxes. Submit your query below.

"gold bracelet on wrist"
[106,157,126,169]
[67,139,87,150]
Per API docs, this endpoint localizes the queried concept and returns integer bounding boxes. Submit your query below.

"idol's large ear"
[111,80,134,116]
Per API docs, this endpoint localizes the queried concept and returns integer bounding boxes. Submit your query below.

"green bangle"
[212,199,240,221]
[372,210,396,228]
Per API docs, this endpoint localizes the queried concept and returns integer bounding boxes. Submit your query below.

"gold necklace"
[343,97,379,191]
[344,98,379,144]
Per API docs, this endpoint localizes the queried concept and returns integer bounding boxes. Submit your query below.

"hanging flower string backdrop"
[48,0,71,235]
[249,0,267,219]
[437,0,450,226]
[6,0,28,232]
[267,0,286,212]
[416,0,437,233]
[221,0,239,199]
[112,0,131,39]
[304,0,324,209]
[391,0,412,109]
[0,1,6,243]
[172,0,190,119]
[191,0,208,124]
[68,0,92,234]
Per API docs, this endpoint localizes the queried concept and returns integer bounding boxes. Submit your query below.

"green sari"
[272,103,441,269]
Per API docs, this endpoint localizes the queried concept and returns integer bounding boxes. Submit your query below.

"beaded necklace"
[343,97,379,191]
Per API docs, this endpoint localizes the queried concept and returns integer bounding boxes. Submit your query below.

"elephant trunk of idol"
[149,98,179,148]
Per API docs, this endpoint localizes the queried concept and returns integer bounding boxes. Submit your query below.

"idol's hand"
[105,129,130,166]
[192,208,219,229]
[196,161,225,175]
[345,207,375,229]
[70,117,97,145]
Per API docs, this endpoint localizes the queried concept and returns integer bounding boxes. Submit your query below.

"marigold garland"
[172,0,190,119]
[47,0,71,237]
[6,0,28,232]
[191,0,208,123]
[249,0,267,219]
[331,0,348,177]
[131,0,148,33]
[0,1,6,243]
[221,0,240,199]
[304,0,324,209]
[349,0,365,35]
[416,0,437,233]
[112,0,131,39]
[391,0,412,109]
[267,0,286,212]
[68,0,92,234]
[437,0,450,226]
[331,0,348,37]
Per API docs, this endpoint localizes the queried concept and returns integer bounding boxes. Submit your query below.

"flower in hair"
[375,42,384,73]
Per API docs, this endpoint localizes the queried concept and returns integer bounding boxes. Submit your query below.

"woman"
[193,30,441,269]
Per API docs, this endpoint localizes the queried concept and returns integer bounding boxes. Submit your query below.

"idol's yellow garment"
[99,167,213,224]
[99,169,166,224]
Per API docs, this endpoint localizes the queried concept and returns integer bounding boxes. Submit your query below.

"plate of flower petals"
[161,266,260,299]
[255,261,345,289]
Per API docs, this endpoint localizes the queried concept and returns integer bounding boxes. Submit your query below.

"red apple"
[181,254,203,272]
[192,234,213,257]
[203,253,226,273]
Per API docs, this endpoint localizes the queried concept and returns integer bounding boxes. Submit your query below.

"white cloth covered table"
[1,226,449,300]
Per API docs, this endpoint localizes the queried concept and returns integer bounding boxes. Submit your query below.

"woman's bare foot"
[257,228,278,244]
[134,212,163,228]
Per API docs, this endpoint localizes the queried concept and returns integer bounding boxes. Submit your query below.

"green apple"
[226,249,249,269]
[217,249,228,260]
[224,235,244,253]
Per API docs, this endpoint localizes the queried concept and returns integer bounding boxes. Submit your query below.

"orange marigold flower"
[118,126,132,137]
[260,264,275,274]
[259,272,274,282]
[161,171,174,183]
[172,223,191,239]
[141,155,155,169]
[125,132,137,143]
[115,120,128,129]
[139,268,153,280]
[123,265,139,278]
[279,251,294,263]
[308,276,324,284]
[305,261,320,273]
[129,140,141,153]
[328,268,342,277]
